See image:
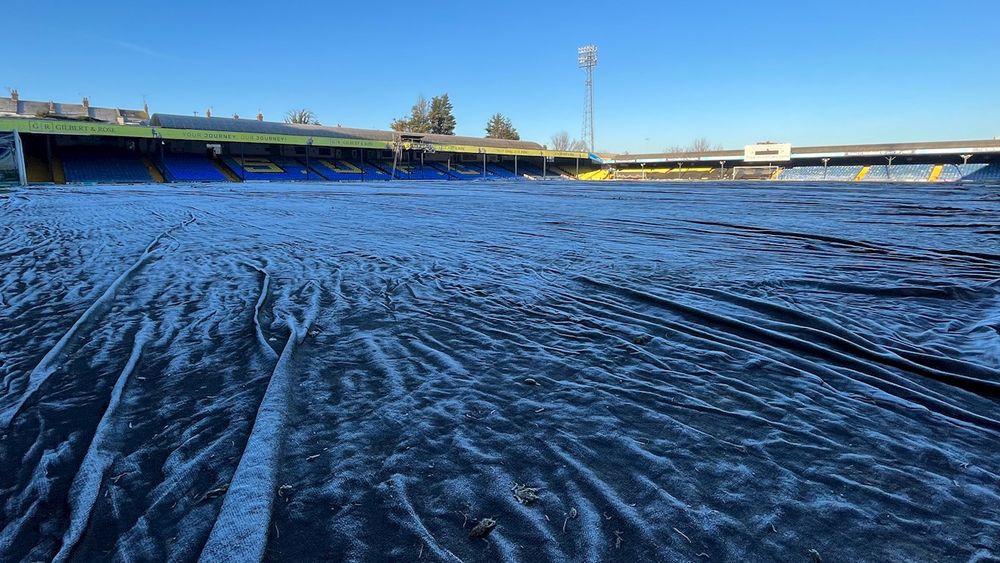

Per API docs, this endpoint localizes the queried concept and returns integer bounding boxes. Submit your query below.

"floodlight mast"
[578,45,597,153]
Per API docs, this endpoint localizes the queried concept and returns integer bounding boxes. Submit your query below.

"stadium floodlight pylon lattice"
[578,44,597,154]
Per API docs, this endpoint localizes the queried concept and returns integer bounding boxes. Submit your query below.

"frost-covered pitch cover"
[0,181,998,562]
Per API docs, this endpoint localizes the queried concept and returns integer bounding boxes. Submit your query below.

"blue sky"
[5,0,999,152]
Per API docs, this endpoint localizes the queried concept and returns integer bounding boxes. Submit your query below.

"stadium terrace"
[1,93,999,185]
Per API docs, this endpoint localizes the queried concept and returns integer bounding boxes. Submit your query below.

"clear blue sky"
[5,0,999,152]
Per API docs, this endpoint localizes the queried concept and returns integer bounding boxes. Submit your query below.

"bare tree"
[551,131,590,151]
[665,138,724,154]
[690,137,712,152]
[285,109,320,125]
[551,131,571,151]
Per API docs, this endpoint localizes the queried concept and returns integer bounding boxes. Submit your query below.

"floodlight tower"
[578,44,597,153]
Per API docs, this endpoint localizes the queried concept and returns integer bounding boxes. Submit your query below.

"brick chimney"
[256,111,264,121]
[82,96,90,109]
[206,108,212,118]
[143,101,149,116]
[10,89,18,102]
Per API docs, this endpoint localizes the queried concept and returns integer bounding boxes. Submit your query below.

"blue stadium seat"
[438,161,520,180]
[888,164,932,182]
[506,162,551,177]
[61,151,154,184]
[383,162,452,180]
[438,162,483,179]
[310,159,392,181]
[864,165,889,180]
[860,164,931,182]
[960,163,1000,181]
[486,163,519,178]
[223,156,315,181]
[778,165,860,181]
[937,164,963,181]
[161,153,230,182]
[778,166,826,180]
[826,165,862,180]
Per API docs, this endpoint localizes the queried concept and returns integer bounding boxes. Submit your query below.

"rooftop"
[0,91,148,125]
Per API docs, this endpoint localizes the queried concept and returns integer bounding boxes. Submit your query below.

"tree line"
[389,94,522,140]
[283,99,593,148]
[665,138,724,154]
[282,96,519,140]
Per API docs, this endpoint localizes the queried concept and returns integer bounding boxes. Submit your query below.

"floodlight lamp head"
[578,45,597,68]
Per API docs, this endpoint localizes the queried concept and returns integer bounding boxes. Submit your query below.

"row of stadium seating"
[160,153,230,182]
[390,162,452,180]
[504,162,550,177]
[861,164,934,181]
[434,162,482,179]
[309,159,392,181]
[430,162,522,180]
[44,151,1000,184]
[61,151,154,183]
[222,156,315,181]
[615,167,720,180]
[578,169,612,180]
[488,164,520,178]
[44,151,579,184]
[775,167,825,180]
[939,163,1000,182]
[890,164,936,181]
[776,165,862,181]
[777,163,1000,182]
[825,165,863,180]
[216,157,536,181]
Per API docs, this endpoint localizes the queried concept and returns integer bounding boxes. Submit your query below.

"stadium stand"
[310,159,392,181]
[960,163,1000,181]
[487,163,519,178]
[386,163,453,180]
[428,161,519,180]
[938,164,970,181]
[617,167,665,179]
[160,153,231,182]
[779,164,938,182]
[578,169,611,180]
[861,164,934,181]
[888,164,933,182]
[432,161,484,179]
[50,155,66,183]
[545,165,577,178]
[223,156,314,181]
[929,165,944,181]
[678,167,717,180]
[777,165,862,181]
[61,151,154,183]
[613,167,719,181]
[777,167,825,180]
[24,153,52,183]
[934,164,998,182]
[863,165,889,181]
[505,162,552,178]
[826,165,863,180]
